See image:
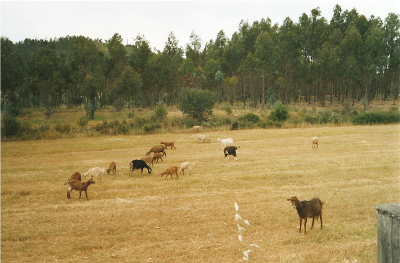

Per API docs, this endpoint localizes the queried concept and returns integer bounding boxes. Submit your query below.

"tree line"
[1,5,399,119]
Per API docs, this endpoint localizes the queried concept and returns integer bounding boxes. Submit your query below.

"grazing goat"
[64,179,95,200]
[179,162,192,175]
[140,156,154,166]
[218,138,234,148]
[224,146,239,160]
[287,196,323,234]
[161,166,179,178]
[69,172,81,181]
[82,167,104,182]
[312,136,319,149]
[189,125,202,133]
[152,153,164,163]
[195,134,210,143]
[146,145,167,156]
[129,160,152,175]
[107,162,117,174]
[161,141,176,150]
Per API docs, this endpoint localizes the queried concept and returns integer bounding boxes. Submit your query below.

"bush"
[241,113,260,123]
[351,110,400,125]
[54,123,72,133]
[155,106,168,120]
[2,114,21,137]
[77,116,89,128]
[269,101,288,121]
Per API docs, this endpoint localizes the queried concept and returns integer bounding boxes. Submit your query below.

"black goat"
[287,196,323,234]
[224,146,239,160]
[64,179,95,200]
[129,159,153,175]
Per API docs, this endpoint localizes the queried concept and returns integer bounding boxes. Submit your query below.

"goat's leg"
[299,218,302,233]
[304,218,307,234]
[320,212,323,229]
[79,190,82,199]
[311,217,315,229]
[67,191,71,199]
[85,190,89,200]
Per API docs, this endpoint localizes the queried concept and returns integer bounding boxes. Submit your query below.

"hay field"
[1,125,399,262]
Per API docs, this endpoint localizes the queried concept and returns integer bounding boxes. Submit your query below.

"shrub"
[155,106,168,121]
[351,110,400,125]
[78,116,89,128]
[222,105,233,115]
[241,113,260,123]
[54,123,72,133]
[1,114,21,137]
[269,101,288,122]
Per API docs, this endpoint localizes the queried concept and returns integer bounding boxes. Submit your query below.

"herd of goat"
[64,127,322,234]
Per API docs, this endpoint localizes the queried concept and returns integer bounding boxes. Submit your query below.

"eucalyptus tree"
[1,37,25,114]
[384,13,400,100]
[29,46,63,117]
[254,30,277,105]
[70,36,105,110]
[276,17,300,104]
[185,31,202,67]
[163,32,184,106]
[114,65,142,110]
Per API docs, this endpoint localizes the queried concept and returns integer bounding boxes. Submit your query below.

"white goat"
[82,167,104,182]
[195,134,210,143]
[179,162,192,175]
[311,136,319,149]
[218,138,233,148]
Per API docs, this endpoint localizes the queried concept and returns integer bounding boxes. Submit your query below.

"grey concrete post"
[376,203,400,263]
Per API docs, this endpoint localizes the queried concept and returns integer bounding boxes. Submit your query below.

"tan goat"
[161,166,179,178]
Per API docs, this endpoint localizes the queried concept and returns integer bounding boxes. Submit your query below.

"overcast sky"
[1,1,399,51]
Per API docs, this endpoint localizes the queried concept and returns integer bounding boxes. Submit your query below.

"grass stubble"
[1,125,399,262]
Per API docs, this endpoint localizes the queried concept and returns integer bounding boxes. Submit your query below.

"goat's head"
[287,196,299,209]
[147,167,152,174]
[107,169,111,173]
[88,179,96,185]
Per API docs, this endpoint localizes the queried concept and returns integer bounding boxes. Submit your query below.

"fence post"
[376,203,400,263]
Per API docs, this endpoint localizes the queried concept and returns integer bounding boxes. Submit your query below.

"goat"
[107,162,117,174]
[129,160,152,175]
[82,167,104,182]
[152,153,164,163]
[287,196,323,234]
[140,156,154,166]
[161,166,179,178]
[312,136,319,149]
[146,145,167,156]
[161,141,176,150]
[218,138,234,148]
[224,146,239,160]
[69,172,81,181]
[195,134,210,143]
[179,162,192,175]
[231,121,238,130]
[189,125,202,132]
[64,179,95,200]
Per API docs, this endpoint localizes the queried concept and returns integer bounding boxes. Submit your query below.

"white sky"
[1,1,399,52]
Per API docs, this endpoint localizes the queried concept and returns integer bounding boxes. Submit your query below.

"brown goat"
[65,179,95,200]
[140,156,154,166]
[287,196,323,234]
[161,141,176,149]
[69,172,81,181]
[146,145,167,156]
[152,153,164,163]
[161,166,179,178]
[107,162,117,174]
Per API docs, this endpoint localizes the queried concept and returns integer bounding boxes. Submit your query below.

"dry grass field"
[1,125,399,262]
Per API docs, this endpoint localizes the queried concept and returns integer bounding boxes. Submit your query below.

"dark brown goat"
[65,179,95,200]
[69,172,81,181]
[287,196,323,234]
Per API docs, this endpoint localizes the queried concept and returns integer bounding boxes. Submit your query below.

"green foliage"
[178,88,215,120]
[2,114,21,137]
[222,105,233,115]
[77,116,89,128]
[351,110,400,125]
[54,123,71,133]
[155,106,168,121]
[3,99,21,117]
[268,101,289,121]
[241,113,260,123]
[85,99,100,120]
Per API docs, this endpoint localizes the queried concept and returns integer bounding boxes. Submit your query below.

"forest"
[1,4,399,118]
